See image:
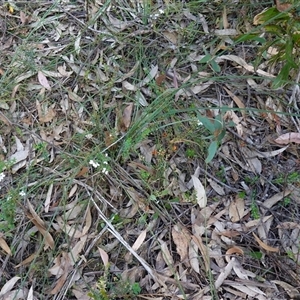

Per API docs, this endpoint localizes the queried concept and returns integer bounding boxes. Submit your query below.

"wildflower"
[19,190,26,197]
[102,167,108,175]
[0,172,5,182]
[197,120,203,126]
[85,133,93,139]
[89,160,100,168]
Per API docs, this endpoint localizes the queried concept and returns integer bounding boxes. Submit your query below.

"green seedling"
[197,113,233,163]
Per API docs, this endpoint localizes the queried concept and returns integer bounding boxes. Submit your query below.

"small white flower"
[19,191,26,197]
[102,167,108,175]
[85,133,93,139]
[197,120,203,126]
[0,172,5,182]
[89,160,100,168]
[158,9,164,14]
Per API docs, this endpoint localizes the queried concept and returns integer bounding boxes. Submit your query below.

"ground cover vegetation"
[0,0,300,299]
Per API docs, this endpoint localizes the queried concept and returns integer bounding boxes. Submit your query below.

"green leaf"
[210,59,221,73]
[285,39,297,66]
[213,115,223,131]
[197,114,215,133]
[199,54,212,63]
[253,7,289,25]
[272,62,292,89]
[235,34,266,44]
[216,129,226,142]
[205,140,218,164]
[264,24,286,35]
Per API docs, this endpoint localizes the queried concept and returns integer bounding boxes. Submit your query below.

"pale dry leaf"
[132,229,147,251]
[155,251,166,271]
[275,132,300,144]
[68,184,78,198]
[9,149,29,173]
[27,285,33,300]
[253,233,279,252]
[108,13,129,31]
[232,259,251,280]
[38,71,51,90]
[240,147,262,174]
[14,253,36,268]
[116,61,140,83]
[229,196,245,222]
[159,239,174,266]
[222,6,229,29]
[15,70,35,83]
[68,89,83,102]
[162,30,178,44]
[26,286,34,300]
[189,239,200,274]
[29,220,54,250]
[122,81,137,91]
[72,287,91,300]
[175,82,212,100]
[0,236,12,255]
[8,150,29,164]
[255,145,288,158]
[0,276,21,296]
[122,103,134,130]
[257,215,273,241]
[229,283,265,297]
[191,175,207,208]
[27,200,45,227]
[272,280,300,298]
[42,70,65,78]
[224,110,243,136]
[214,29,238,36]
[245,215,273,228]
[0,289,27,300]
[54,216,83,238]
[57,64,73,77]
[62,55,95,81]
[82,205,92,236]
[191,235,210,271]
[44,183,53,213]
[224,86,245,117]
[263,189,292,209]
[66,205,82,220]
[20,11,30,25]
[69,235,87,265]
[219,55,275,78]
[135,90,149,106]
[74,34,81,55]
[36,100,56,123]
[207,178,225,195]
[48,255,64,277]
[172,224,190,262]
[137,65,158,88]
[50,257,71,294]
[215,258,235,289]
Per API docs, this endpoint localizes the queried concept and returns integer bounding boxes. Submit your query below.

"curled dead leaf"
[275,132,300,145]
[253,233,279,252]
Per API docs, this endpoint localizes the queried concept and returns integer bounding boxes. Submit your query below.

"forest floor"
[0,1,300,299]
